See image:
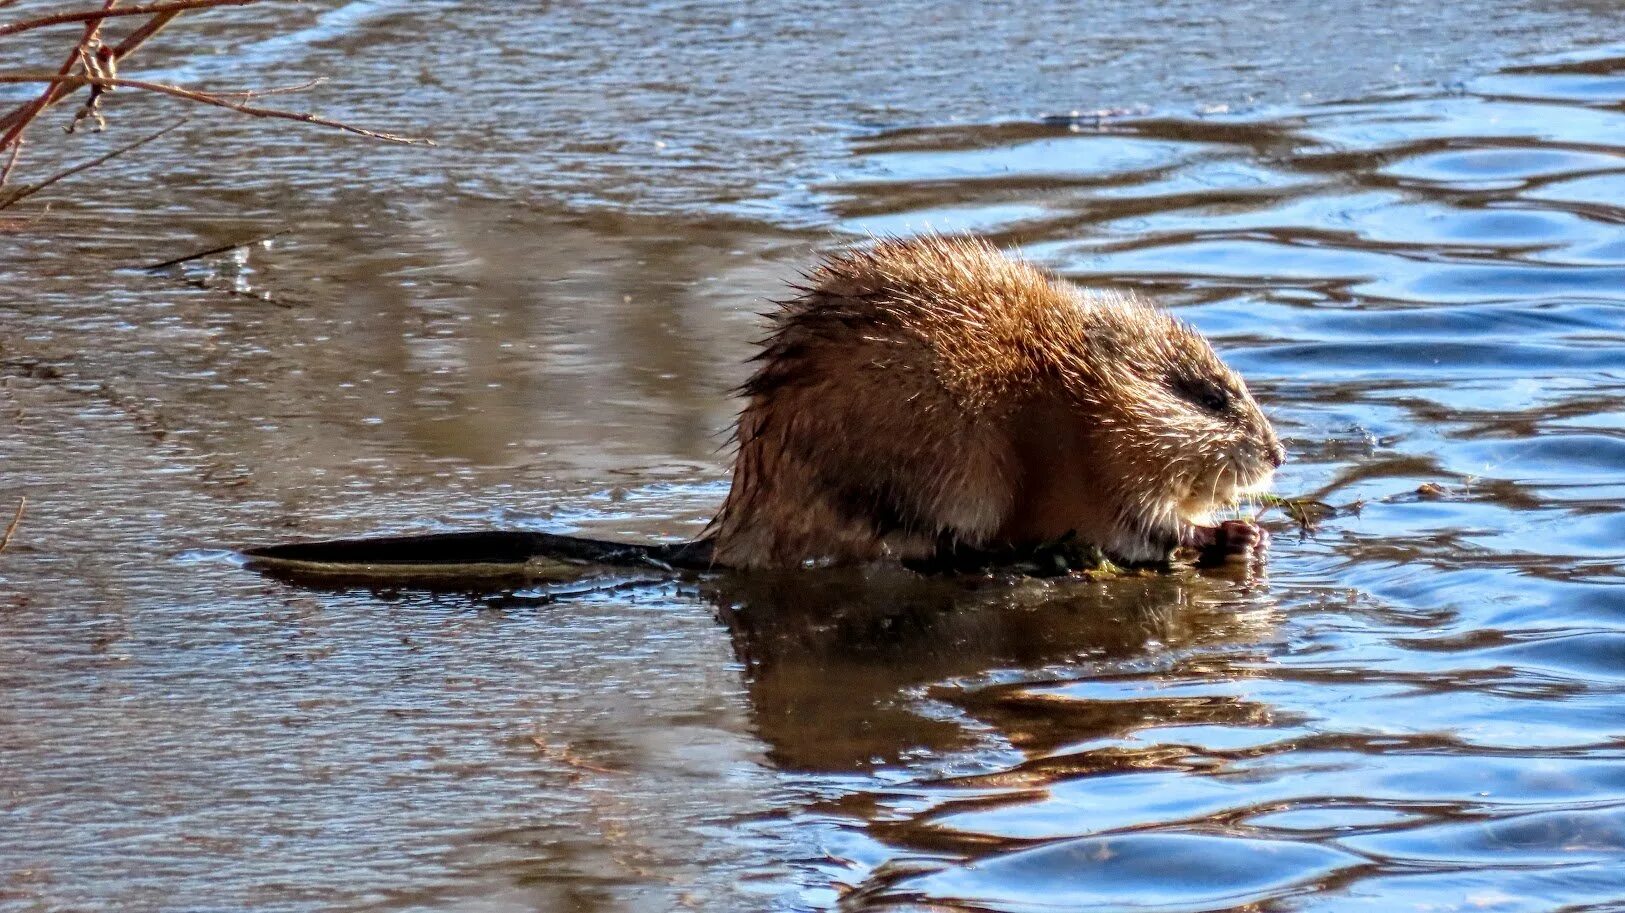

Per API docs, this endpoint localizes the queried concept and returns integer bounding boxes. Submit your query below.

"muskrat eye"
[1172,375,1232,414]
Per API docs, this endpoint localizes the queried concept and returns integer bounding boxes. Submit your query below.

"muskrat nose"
[1270,443,1287,468]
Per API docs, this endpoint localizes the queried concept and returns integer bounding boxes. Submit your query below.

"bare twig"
[0,7,186,137]
[0,496,25,553]
[0,118,184,210]
[0,72,435,145]
[0,2,424,212]
[218,76,325,99]
[66,32,121,133]
[0,0,117,175]
[0,136,22,189]
[0,0,261,37]
[141,226,287,270]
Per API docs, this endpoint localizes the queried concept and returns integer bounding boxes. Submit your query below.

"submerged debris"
[0,495,25,553]
[1256,492,1338,532]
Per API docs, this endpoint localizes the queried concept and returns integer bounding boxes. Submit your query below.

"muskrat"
[709,234,1284,569]
[244,235,1283,584]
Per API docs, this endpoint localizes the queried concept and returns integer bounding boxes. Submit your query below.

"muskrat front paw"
[1191,519,1268,567]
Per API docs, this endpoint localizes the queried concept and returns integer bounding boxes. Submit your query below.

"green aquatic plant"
[1254,492,1338,532]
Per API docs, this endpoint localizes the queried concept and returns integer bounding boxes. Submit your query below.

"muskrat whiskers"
[1206,463,1229,515]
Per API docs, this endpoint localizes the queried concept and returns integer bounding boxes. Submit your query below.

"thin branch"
[168,75,326,102]
[0,118,184,210]
[0,2,425,213]
[0,73,435,145]
[0,135,22,189]
[0,0,262,37]
[108,8,182,57]
[0,496,25,554]
[221,76,325,99]
[141,226,287,270]
[0,0,116,172]
[0,7,182,137]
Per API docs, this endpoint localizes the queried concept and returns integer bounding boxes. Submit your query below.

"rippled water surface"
[3,2,1625,911]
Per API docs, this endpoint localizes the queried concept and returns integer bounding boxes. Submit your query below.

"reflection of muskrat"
[710,235,1284,569]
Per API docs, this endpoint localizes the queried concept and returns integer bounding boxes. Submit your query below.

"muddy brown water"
[3,2,1625,911]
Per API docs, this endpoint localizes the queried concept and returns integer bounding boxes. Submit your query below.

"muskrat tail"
[241,530,717,590]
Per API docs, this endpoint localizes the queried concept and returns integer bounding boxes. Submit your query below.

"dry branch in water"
[0,116,180,208]
[140,225,286,270]
[0,0,432,210]
[0,496,25,553]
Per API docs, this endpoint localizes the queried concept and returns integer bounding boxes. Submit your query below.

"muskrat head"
[1065,296,1285,563]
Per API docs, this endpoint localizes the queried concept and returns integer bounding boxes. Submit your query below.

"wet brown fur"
[710,235,1284,569]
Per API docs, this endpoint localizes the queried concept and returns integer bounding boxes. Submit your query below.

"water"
[2,2,1624,911]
